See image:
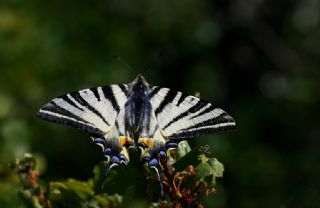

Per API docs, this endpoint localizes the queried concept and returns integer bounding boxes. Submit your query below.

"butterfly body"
[38,74,236,190]
[125,76,153,136]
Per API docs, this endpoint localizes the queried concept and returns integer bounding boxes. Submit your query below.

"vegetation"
[1,0,320,207]
[11,144,224,208]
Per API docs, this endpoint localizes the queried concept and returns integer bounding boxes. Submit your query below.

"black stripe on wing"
[168,123,236,139]
[155,90,177,116]
[118,84,128,95]
[70,91,110,126]
[166,109,236,139]
[162,99,207,131]
[102,86,120,112]
[149,86,161,99]
[37,102,102,134]
[189,104,215,119]
[60,95,83,111]
[177,93,188,106]
[90,87,101,101]
[179,112,233,132]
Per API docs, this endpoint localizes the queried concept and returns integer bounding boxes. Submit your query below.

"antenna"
[113,55,133,71]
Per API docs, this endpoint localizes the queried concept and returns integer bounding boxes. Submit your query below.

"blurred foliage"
[10,145,224,208]
[10,153,121,208]
[1,0,320,207]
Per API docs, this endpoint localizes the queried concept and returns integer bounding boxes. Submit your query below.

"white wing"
[149,86,236,139]
[37,84,128,135]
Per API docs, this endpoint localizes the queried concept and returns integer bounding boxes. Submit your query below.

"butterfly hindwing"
[37,84,128,135]
[149,87,236,139]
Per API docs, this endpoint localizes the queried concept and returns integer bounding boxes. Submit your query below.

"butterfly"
[37,75,236,191]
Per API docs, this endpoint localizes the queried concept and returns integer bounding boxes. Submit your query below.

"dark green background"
[1,0,319,207]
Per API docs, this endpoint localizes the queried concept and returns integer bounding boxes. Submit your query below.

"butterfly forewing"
[149,87,236,139]
[38,84,128,135]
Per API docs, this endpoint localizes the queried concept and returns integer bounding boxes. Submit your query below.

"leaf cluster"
[13,144,224,208]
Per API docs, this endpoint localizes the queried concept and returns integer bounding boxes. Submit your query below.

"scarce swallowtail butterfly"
[37,75,236,191]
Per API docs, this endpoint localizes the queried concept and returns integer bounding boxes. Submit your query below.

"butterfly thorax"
[125,77,152,139]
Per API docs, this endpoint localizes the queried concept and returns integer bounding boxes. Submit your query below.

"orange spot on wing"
[138,138,154,148]
[118,137,134,146]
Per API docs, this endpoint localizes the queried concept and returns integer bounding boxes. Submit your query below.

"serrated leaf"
[195,154,224,186]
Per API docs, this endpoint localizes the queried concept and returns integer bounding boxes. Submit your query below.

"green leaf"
[49,180,88,208]
[176,140,192,158]
[18,190,43,208]
[195,155,224,186]
[174,145,224,187]
[48,178,115,208]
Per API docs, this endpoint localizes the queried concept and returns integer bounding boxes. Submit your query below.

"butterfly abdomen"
[125,80,152,137]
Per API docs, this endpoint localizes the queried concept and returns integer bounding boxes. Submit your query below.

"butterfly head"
[127,74,149,97]
[132,74,149,86]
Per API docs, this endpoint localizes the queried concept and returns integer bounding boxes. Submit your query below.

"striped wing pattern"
[150,87,236,139]
[37,84,128,135]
